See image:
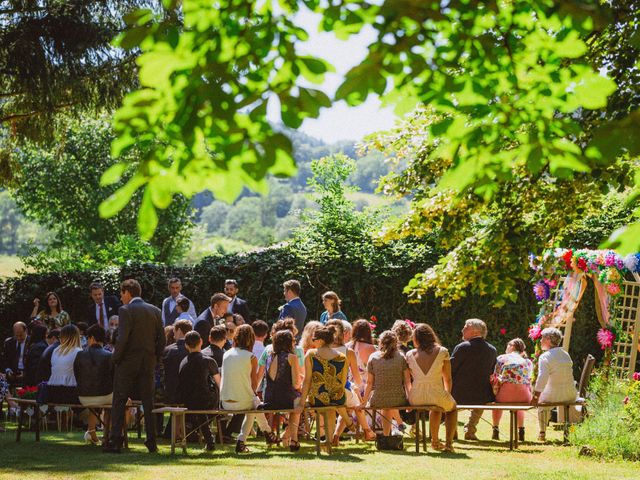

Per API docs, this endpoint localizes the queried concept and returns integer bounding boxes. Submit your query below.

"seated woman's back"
[220,346,254,403]
[74,345,113,396]
[50,346,82,386]
[407,347,446,383]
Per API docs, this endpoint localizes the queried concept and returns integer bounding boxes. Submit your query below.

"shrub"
[570,376,640,461]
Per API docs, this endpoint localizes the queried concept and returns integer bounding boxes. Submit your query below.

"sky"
[266,9,398,144]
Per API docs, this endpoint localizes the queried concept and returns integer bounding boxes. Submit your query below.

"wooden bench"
[153,404,446,456]
[457,404,533,450]
[538,400,586,443]
[10,397,143,446]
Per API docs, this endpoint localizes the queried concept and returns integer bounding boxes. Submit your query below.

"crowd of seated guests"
[0,277,586,454]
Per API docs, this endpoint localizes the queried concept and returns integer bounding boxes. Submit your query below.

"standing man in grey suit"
[161,278,196,326]
[279,279,307,338]
[106,279,165,453]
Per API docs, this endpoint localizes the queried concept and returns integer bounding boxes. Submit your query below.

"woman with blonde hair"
[47,324,83,404]
[300,320,323,353]
[319,291,347,324]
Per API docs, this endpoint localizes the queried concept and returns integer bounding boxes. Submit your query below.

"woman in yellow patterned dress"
[298,324,352,446]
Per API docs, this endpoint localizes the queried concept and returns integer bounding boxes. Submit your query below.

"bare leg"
[445,410,457,448]
[381,409,393,436]
[429,411,443,448]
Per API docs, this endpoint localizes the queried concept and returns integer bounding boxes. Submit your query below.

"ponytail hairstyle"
[351,319,373,345]
[507,337,527,357]
[326,319,345,346]
[378,330,398,360]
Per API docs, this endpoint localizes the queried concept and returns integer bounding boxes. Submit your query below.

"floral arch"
[529,249,640,380]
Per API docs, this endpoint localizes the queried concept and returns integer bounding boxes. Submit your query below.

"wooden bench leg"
[171,413,176,455]
[509,410,514,451]
[315,411,321,457]
[421,411,427,453]
[216,416,223,446]
[35,405,40,442]
[414,411,420,453]
[181,413,187,454]
[16,404,24,442]
[563,406,569,444]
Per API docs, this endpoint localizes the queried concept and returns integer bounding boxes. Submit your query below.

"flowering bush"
[624,374,640,431]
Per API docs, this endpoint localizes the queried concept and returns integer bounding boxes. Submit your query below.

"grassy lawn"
[0,411,636,480]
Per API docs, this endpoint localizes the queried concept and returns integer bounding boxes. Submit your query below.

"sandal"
[235,440,250,453]
[264,431,280,446]
[289,439,300,452]
[444,443,455,453]
[331,435,340,447]
[431,440,446,451]
[364,429,376,441]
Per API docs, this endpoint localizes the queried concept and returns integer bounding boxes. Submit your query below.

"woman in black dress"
[262,330,302,451]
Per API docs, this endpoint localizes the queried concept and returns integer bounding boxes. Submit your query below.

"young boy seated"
[202,325,227,370]
[177,331,221,451]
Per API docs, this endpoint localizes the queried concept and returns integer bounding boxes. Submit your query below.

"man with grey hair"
[451,318,497,440]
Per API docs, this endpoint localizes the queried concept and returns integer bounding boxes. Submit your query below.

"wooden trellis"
[611,278,640,380]
[545,272,640,379]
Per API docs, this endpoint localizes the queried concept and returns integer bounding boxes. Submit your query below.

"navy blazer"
[450,337,497,405]
[230,297,251,324]
[279,298,307,337]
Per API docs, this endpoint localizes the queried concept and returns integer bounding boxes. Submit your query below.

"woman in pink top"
[491,338,533,442]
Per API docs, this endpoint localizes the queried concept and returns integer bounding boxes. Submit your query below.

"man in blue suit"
[279,279,307,338]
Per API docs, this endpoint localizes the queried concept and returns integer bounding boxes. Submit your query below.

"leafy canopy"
[105,0,639,254]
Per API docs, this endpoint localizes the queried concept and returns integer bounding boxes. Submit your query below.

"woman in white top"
[531,327,578,441]
[406,323,457,452]
[47,324,83,404]
[221,324,276,453]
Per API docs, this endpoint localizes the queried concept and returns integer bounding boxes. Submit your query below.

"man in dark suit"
[224,279,251,324]
[1,322,28,387]
[87,281,121,329]
[279,279,307,338]
[106,279,165,453]
[194,293,230,348]
[450,318,497,440]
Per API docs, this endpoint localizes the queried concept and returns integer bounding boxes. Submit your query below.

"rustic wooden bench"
[153,404,446,456]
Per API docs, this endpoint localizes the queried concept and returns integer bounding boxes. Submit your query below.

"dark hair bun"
[313,325,336,345]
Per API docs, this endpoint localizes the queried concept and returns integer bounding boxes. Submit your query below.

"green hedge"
[0,244,603,373]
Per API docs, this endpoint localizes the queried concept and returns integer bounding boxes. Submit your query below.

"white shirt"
[252,340,265,360]
[226,296,236,313]
[220,347,254,403]
[176,312,194,325]
[49,347,83,387]
[17,340,26,370]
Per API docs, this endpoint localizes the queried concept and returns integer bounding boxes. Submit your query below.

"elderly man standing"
[451,318,497,440]
[1,322,28,387]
